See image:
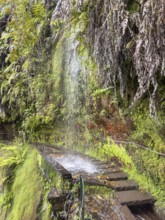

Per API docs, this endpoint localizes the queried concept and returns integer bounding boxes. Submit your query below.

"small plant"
[92,87,113,98]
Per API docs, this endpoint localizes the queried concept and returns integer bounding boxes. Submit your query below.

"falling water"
[52,31,88,148]
[51,0,90,149]
[63,35,87,148]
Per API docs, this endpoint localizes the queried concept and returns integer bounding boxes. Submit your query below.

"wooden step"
[114,190,156,206]
[83,178,106,187]
[101,171,128,181]
[109,180,138,191]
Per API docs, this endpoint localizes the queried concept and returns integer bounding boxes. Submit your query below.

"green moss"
[39,153,63,192]
[7,149,42,220]
[132,104,165,152]
[0,143,63,220]
[127,1,140,14]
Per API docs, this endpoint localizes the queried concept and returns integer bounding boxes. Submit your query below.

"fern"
[0,144,28,168]
[32,3,46,19]
[0,0,47,122]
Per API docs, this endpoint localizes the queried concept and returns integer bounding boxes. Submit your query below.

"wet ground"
[54,154,99,174]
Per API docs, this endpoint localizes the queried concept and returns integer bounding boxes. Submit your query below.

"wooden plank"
[109,180,138,191]
[102,171,128,181]
[114,190,156,206]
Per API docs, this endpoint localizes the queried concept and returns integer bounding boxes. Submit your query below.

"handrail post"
[79,176,84,220]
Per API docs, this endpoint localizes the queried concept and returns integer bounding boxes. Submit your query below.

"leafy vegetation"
[0,0,49,124]
[132,103,165,152]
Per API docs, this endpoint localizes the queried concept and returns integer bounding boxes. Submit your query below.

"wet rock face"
[0,15,9,36]
[96,116,130,140]
[51,0,71,22]
[45,0,58,9]
[87,0,165,116]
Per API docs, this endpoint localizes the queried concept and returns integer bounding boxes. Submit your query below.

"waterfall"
[52,29,88,148]
[63,35,87,148]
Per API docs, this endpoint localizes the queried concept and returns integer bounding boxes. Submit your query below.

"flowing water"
[55,154,99,174]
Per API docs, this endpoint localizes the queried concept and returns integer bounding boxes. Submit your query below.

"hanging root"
[86,0,165,117]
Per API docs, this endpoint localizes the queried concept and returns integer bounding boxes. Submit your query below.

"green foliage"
[32,3,46,19]
[127,1,140,14]
[22,111,54,141]
[92,87,112,98]
[1,0,46,63]
[0,144,28,169]
[0,0,47,123]
[0,143,29,190]
[131,104,165,152]
[87,138,134,166]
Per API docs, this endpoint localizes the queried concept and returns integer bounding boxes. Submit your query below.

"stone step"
[114,190,156,206]
[101,171,128,181]
[109,180,138,191]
